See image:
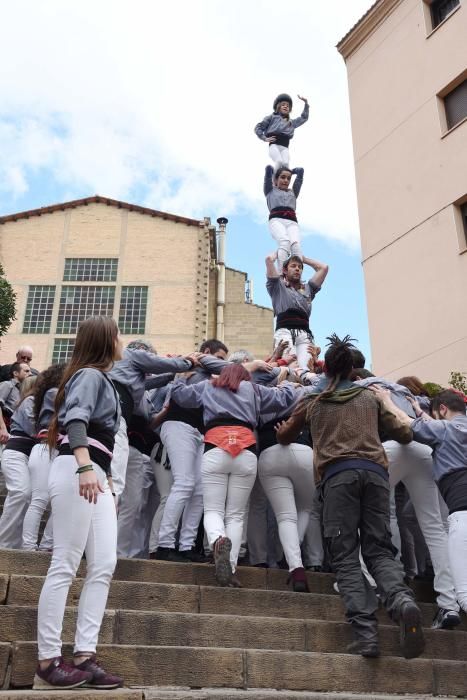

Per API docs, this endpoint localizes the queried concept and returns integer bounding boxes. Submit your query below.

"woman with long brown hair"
[34,316,124,691]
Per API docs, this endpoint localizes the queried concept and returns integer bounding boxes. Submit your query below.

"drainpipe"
[216,217,228,342]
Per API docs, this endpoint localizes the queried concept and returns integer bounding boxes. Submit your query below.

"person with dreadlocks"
[276,334,425,660]
[266,252,328,372]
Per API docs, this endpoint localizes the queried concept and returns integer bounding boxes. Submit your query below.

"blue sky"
[0,0,373,362]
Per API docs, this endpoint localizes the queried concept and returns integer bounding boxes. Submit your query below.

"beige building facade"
[338,0,467,384]
[0,196,273,370]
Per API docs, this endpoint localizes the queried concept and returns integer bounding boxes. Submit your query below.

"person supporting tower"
[266,253,328,371]
[255,93,309,168]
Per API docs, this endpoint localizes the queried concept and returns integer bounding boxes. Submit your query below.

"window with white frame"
[63,258,118,282]
[52,338,75,363]
[56,286,115,334]
[23,285,56,333]
[119,286,148,334]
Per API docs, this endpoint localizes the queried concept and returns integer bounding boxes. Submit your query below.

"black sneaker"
[154,546,172,560]
[33,657,92,690]
[179,549,209,563]
[432,608,462,630]
[347,640,380,658]
[399,600,425,659]
[75,654,123,690]
[306,565,323,572]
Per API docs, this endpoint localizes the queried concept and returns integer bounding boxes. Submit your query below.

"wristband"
[76,464,94,474]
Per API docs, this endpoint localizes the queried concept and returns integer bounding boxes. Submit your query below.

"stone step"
[0,692,141,699]
[4,574,451,630]
[0,549,436,602]
[10,642,467,695]
[0,605,464,661]
[140,692,463,700]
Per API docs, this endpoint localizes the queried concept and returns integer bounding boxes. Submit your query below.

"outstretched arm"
[302,256,329,288]
[265,252,280,279]
[264,165,274,196]
[291,167,304,197]
[291,95,309,128]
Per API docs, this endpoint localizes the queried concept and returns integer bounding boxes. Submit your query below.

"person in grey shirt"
[254,93,309,168]
[266,252,328,372]
[0,362,32,443]
[373,387,467,614]
[264,164,304,271]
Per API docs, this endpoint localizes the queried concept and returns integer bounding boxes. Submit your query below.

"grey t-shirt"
[0,379,20,416]
[266,275,320,318]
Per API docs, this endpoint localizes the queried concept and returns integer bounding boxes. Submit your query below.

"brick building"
[0,196,273,369]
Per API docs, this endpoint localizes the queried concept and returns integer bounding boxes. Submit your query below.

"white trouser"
[269,218,302,271]
[109,417,129,499]
[0,449,31,549]
[302,489,324,568]
[273,328,311,372]
[39,515,54,551]
[447,510,467,611]
[386,440,459,611]
[22,444,57,550]
[202,447,257,573]
[269,144,289,168]
[259,444,314,571]
[117,446,144,558]
[158,421,204,552]
[37,455,117,659]
[149,444,173,553]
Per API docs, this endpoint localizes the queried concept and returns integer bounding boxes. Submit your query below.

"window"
[119,286,148,334]
[63,258,118,282]
[444,79,467,130]
[52,339,75,363]
[430,0,460,28]
[461,202,467,245]
[23,285,55,333]
[56,286,115,334]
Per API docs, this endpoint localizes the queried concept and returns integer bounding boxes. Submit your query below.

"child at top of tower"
[264,163,304,272]
[254,93,309,168]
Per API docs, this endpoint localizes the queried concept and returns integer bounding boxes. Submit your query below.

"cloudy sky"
[0,0,374,360]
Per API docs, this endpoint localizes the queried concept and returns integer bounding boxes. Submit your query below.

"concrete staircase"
[0,476,466,699]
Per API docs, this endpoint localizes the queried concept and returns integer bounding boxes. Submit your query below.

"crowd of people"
[0,92,465,691]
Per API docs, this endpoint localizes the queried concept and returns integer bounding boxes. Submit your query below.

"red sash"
[204,426,256,458]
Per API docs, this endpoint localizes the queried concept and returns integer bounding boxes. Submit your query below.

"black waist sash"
[5,430,36,456]
[276,308,311,332]
[269,207,297,222]
[59,422,115,475]
[271,133,290,148]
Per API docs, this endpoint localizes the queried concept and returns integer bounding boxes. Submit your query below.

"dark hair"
[283,255,303,271]
[274,166,293,181]
[349,368,374,381]
[397,376,426,396]
[199,338,228,355]
[10,362,22,377]
[431,390,466,415]
[48,316,119,451]
[302,334,357,421]
[32,363,67,430]
[350,348,366,369]
[211,364,251,392]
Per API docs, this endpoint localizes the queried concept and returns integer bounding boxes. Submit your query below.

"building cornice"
[337,0,403,60]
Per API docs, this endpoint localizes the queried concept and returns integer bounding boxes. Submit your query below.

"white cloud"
[0,0,372,246]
